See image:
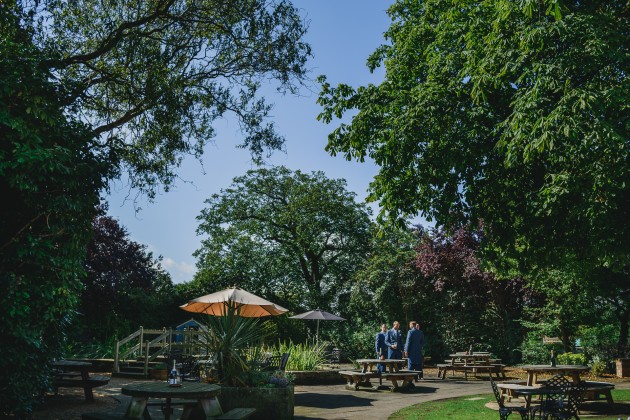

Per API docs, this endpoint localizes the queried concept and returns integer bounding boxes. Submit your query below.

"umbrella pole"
[316,319,320,345]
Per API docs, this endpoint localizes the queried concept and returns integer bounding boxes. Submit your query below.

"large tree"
[75,208,181,345]
[193,166,372,312]
[1,0,309,414]
[317,1,629,280]
[0,9,110,415]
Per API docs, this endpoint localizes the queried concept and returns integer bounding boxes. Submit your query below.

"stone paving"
[294,378,491,420]
[33,370,630,419]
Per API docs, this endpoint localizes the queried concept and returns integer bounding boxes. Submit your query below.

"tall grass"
[271,340,328,371]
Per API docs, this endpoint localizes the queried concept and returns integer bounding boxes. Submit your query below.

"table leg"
[199,397,223,418]
[361,363,368,373]
[79,368,94,402]
[164,397,172,420]
[126,396,149,419]
[526,372,535,386]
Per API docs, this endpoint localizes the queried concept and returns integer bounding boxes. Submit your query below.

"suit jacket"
[385,328,403,350]
[375,332,386,357]
[404,328,425,364]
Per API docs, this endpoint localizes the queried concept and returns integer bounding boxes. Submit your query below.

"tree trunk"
[617,310,629,358]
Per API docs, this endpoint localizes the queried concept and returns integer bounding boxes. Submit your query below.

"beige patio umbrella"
[180,287,288,317]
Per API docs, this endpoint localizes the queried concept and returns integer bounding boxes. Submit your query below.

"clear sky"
[106,1,404,283]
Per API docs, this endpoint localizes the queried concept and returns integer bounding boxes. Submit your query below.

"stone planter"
[219,385,294,420]
[616,358,630,378]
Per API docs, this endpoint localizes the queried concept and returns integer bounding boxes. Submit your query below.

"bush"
[590,360,607,376]
[520,334,561,364]
[271,340,327,371]
[244,369,294,388]
[557,352,587,365]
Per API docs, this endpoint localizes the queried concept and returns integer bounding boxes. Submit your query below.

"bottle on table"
[468,344,473,355]
[169,360,178,384]
[550,350,557,367]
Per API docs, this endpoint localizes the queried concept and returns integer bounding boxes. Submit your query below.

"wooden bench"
[436,364,503,380]
[582,381,614,403]
[339,370,380,390]
[380,372,420,392]
[54,375,110,402]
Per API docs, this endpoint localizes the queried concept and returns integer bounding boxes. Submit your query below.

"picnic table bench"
[339,370,420,391]
[497,380,615,408]
[52,360,110,402]
[436,363,506,380]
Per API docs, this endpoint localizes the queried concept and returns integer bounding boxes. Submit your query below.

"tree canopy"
[76,208,180,344]
[317,0,629,274]
[19,0,311,195]
[193,166,373,311]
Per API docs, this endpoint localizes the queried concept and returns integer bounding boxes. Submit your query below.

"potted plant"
[150,362,169,380]
[197,300,294,419]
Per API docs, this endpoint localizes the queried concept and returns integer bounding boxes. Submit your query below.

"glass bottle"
[169,360,178,384]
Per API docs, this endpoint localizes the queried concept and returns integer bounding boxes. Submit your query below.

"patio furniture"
[262,352,290,372]
[490,378,531,420]
[531,374,571,419]
[328,347,341,368]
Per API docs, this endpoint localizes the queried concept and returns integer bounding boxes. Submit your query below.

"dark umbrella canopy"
[289,309,345,321]
[289,309,345,343]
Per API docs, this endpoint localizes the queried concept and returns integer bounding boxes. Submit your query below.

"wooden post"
[144,341,150,375]
[114,341,120,373]
[139,326,144,357]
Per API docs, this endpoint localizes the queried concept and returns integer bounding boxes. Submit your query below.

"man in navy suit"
[404,321,425,380]
[385,321,403,369]
[375,324,387,373]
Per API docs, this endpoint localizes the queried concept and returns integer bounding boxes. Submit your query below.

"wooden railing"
[114,326,209,374]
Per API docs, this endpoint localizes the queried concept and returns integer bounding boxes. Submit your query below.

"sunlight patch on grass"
[389,395,494,420]
[389,389,630,420]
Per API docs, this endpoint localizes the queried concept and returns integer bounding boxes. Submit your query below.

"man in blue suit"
[385,321,403,369]
[404,321,425,380]
[375,324,387,373]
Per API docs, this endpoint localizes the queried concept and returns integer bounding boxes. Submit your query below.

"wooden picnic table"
[355,358,406,373]
[448,353,492,366]
[519,365,590,386]
[51,360,110,402]
[122,381,223,420]
[437,353,505,380]
[497,379,615,409]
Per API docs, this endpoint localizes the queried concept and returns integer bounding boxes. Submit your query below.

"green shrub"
[590,360,607,376]
[557,352,587,365]
[271,340,328,371]
[520,333,562,364]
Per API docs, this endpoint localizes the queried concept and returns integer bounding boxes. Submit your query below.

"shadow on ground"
[296,392,375,409]
[580,401,630,416]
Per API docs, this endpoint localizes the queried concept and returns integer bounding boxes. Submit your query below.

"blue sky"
[106,1,404,283]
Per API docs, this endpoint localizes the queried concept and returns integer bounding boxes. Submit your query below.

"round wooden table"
[122,381,221,419]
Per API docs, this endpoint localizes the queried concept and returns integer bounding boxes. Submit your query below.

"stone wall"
[219,385,294,420]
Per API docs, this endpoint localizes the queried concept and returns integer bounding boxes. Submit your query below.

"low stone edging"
[289,370,346,385]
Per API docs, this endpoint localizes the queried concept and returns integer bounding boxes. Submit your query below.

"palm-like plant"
[199,300,272,386]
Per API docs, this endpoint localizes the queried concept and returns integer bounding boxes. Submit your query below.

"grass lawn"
[389,390,630,420]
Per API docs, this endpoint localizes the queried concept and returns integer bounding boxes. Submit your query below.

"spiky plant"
[198,300,272,386]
